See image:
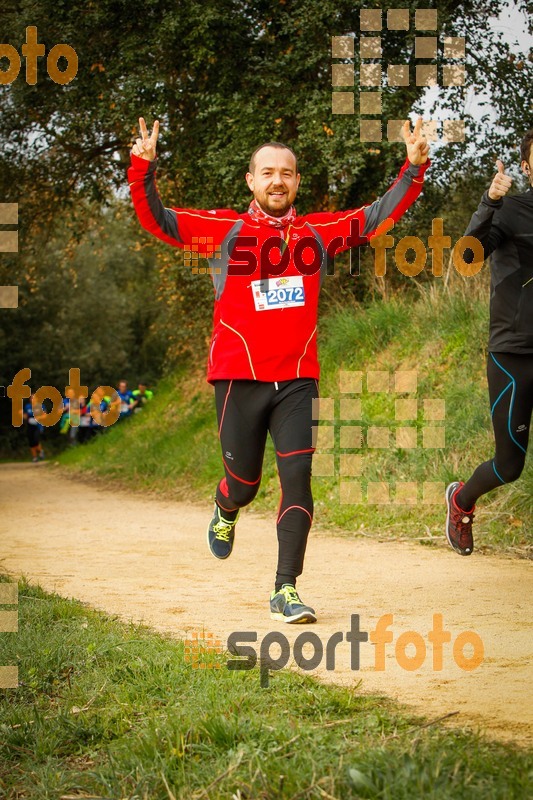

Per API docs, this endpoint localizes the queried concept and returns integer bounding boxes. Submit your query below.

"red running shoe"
[445,481,475,556]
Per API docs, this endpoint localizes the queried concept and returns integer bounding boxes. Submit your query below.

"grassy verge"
[58,283,532,554]
[1,576,531,799]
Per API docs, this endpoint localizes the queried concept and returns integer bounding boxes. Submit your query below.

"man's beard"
[259,196,290,217]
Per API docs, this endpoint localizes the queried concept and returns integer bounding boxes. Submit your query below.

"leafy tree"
[0,0,530,405]
[1,0,529,219]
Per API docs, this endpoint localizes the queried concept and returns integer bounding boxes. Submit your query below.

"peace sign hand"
[131,117,160,161]
[401,117,430,166]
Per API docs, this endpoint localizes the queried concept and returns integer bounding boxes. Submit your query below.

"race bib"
[251,276,305,311]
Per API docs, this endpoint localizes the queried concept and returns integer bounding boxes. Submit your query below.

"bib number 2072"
[252,277,305,311]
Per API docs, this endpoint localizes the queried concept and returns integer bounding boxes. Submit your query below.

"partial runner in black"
[445,129,533,556]
[458,353,533,507]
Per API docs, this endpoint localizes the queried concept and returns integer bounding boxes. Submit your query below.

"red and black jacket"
[128,153,429,382]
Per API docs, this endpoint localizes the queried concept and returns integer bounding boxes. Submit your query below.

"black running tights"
[457,352,533,510]
[214,378,318,590]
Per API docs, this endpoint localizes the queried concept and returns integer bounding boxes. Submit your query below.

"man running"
[23,394,46,462]
[132,381,154,413]
[116,380,134,420]
[446,129,533,555]
[128,118,429,622]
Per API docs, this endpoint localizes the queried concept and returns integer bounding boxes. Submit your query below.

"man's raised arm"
[359,118,430,239]
[128,118,239,251]
[305,118,430,252]
[128,117,184,246]
[463,160,512,259]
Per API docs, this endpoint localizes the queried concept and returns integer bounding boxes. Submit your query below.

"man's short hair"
[248,142,298,175]
[520,129,533,164]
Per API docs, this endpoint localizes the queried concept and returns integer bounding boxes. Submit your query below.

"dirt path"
[1,462,531,746]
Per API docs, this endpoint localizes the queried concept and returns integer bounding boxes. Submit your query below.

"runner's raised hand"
[131,117,159,161]
[402,117,430,166]
[488,159,513,201]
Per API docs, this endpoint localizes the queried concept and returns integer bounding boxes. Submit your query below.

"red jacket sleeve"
[127,153,239,249]
[304,158,430,254]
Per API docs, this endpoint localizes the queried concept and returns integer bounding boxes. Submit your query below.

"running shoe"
[445,481,475,556]
[207,503,239,559]
[270,584,317,623]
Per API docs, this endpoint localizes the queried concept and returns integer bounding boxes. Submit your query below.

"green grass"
[1,576,531,799]
[58,283,532,554]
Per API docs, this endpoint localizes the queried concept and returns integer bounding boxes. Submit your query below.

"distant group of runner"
[23,379,154,462]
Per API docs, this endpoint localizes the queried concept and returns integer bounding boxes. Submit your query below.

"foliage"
[0,203,163,390]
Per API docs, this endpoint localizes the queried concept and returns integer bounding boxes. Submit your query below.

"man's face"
[119,382,127,393]
[246,146,300,217]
